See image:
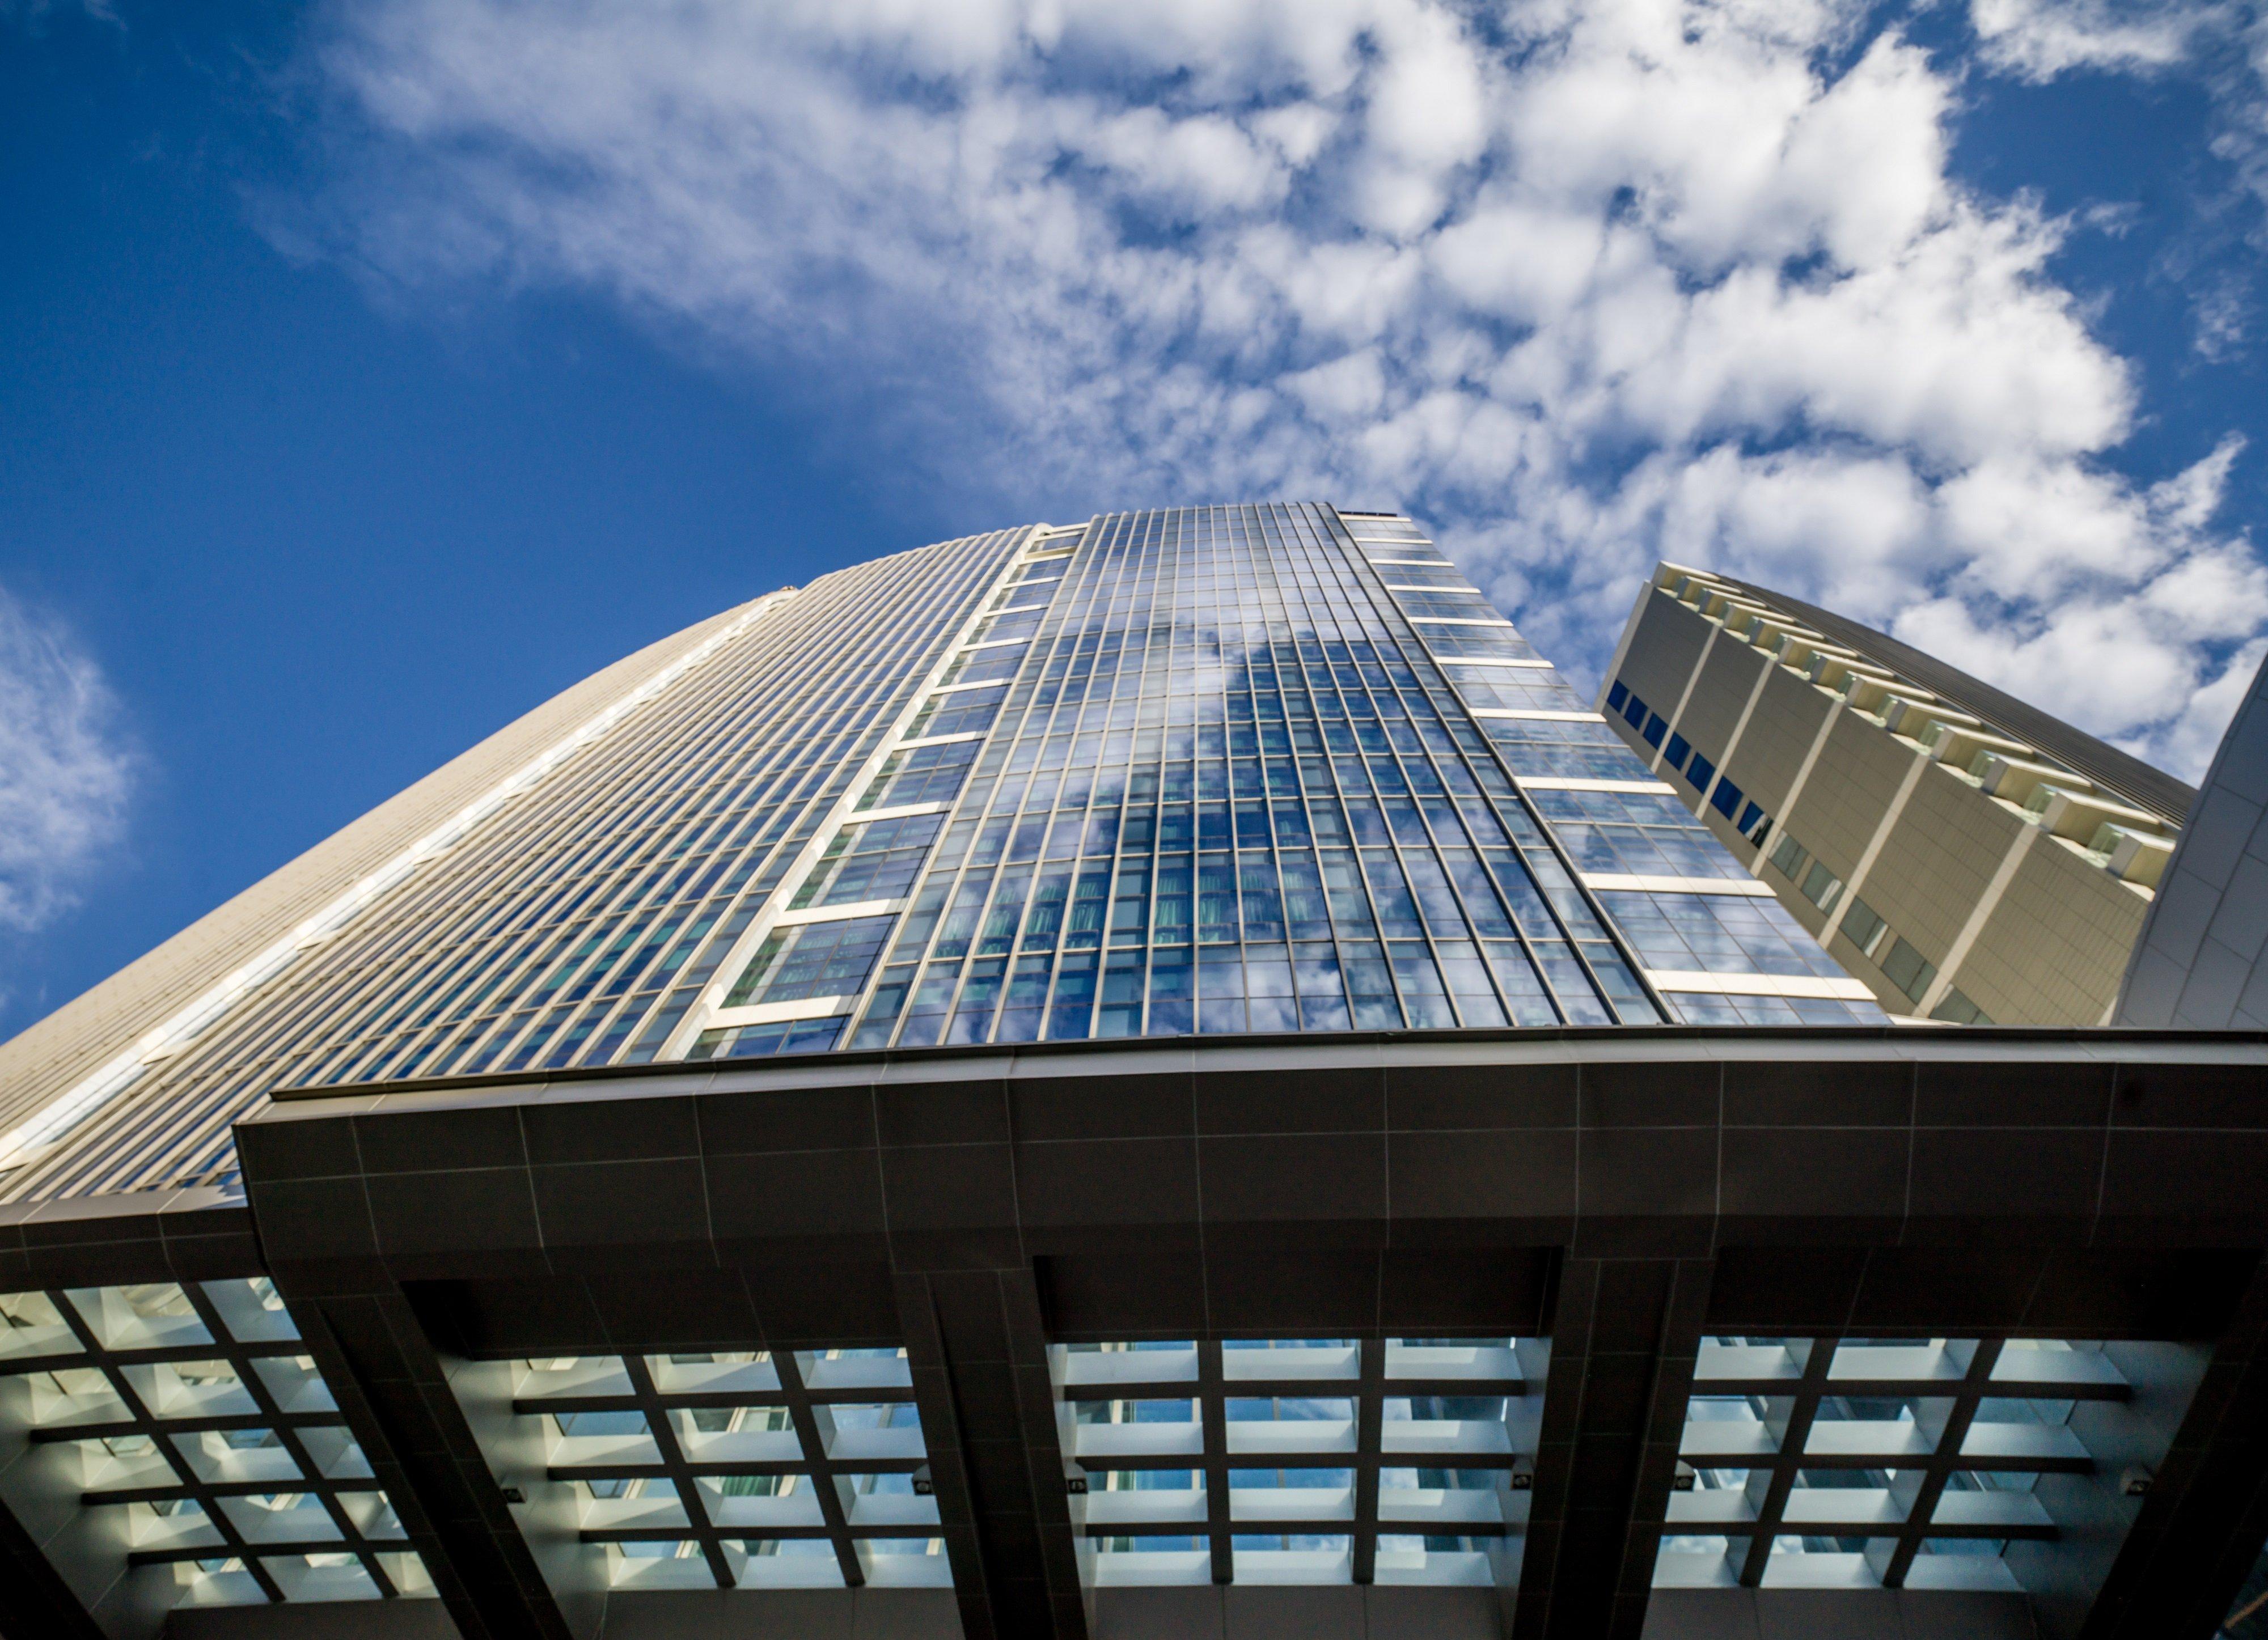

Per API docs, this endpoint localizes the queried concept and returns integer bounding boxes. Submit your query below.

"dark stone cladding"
[241,1023,2268,1268]
[17,1026,2268,1640]
[0,1182,264,1293]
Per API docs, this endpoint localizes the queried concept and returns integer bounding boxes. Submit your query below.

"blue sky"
[2,0,2266,1040]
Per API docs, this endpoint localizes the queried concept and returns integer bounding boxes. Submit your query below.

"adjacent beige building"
[1598,562,2194,1024]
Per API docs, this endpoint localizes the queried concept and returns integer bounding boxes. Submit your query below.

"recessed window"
[1667,1337,2195,1593]
[1880,936,1937,1004]
[514,1349,934,1590]
[1930,988,1992,1025]
[1840,897,1889,959]
[0,1281,426,1611]
[1060,1337,1538,1587]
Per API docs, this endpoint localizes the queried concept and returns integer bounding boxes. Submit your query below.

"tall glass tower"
[0,505,1873,1205]
[0,508,2251,1640]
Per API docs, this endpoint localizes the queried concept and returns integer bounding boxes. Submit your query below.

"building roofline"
[1706,571,2197,823]
[259,1020,2268,1112]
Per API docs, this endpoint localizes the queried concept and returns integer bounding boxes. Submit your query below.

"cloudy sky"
[2,0,2265,1033]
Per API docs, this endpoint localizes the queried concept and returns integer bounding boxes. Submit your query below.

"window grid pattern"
[904,686,1007,741]
[514,1350,942,1591]
[1377,564,1478,590]
[721,916,898,1012]
[1594,892,1852,982]
[1371,538,1880,1029]
[1060,1338,1537,1589]
[801,504,1666,1056]
[788,814,946,911]
[1393,591,1505,622]
[1608,679,1777,842]
[1486,716,1663,781]
[0,1279,428,1608]
[16,510,1882,1202]
[6,531,1020,1203]
[1449,677,1591,717]
[1665,1336,2135,1591]
[1416,626,1540,660]
[1535,791,1757,883]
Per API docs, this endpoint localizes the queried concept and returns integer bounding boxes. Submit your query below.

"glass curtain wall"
[4,507,1876,1206]
[3,532,1018,1203]
[698,504,1877,1060]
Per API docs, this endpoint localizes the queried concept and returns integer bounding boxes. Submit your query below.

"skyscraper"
[1598,562,2191,1025]
[0,510,2257,1640]
[2119,647,2268,1028]
[0,508,1881,1206]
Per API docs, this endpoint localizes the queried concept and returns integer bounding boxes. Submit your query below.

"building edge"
[1708,572,2195,825]
[2118,646,2268,1026]
[0,595,781,1146]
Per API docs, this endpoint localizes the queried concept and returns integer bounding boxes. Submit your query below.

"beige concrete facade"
[0,597,767,1143]
[1598,564,2191,1024]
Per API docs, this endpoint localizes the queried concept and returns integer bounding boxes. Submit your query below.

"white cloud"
[303,0,2265,777]
[1969,1,2268,364]
[2155,637,2268,774]
[1285,348,1390,422]
[1065,107,1290,216]
[1649,446,1940,622]
[1891,435,2268,738]
[1431,198,1606,325]
[0,587,133,934]
[1970,0,2225,82]
[1368,5,1488,173]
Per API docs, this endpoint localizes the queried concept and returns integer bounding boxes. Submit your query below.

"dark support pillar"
[1196,1338,1233,1586]
[1734,1334,1831,1586]
[1350,1334,1387,1586]
[2087,1255,2268,1640]
[1516,1256,1712,1640]
[768,1349,868,1590]
[1881,1339,2004,1590]
[896,1268,1089,1640]
[286,1286,576,1640]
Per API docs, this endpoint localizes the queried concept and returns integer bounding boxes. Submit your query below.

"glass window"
[724,917,894,1008]
[1929,988,1992,1025]
[1839,897,1888,958]
[81,506,1885,1182]
[904,686,1006,741]
[0,1282,421,1609]
[1669,1336,2185,1593]
[1880,936,1937,1005]
[1797,861,1843,914]
[790,815,943,909]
